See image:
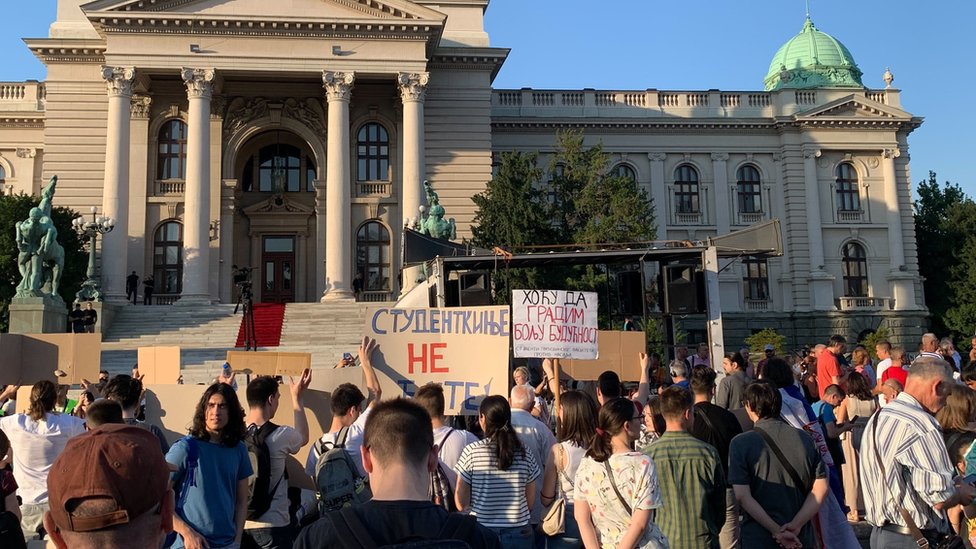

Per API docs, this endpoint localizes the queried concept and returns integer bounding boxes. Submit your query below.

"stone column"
[100,66,136,303]
[128,94,152,283]
[648,153,668,230]
[882,148,917,310]
[179,68,216,304]
[398,72,429,223]
[803,147,835,310]
[711,152,731,234]
[321,71,355,301]
[313,179,326,299]
[218,179,237,304]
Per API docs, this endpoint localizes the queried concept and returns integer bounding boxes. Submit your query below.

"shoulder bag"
[542,443,567,535]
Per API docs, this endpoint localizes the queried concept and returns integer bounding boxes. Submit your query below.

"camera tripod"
[235,279,257,351]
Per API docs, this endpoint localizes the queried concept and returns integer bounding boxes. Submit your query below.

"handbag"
[542,443,567,535]
[871,413,965,549]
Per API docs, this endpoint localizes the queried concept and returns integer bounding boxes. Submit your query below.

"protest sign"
[512,290,598,359]
[364,305,509,415]
[137,346,181,385]
[562,330,646,381]
[0,333,101,385]
[225,351,311,377]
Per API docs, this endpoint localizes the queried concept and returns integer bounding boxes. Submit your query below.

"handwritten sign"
[365,306,510,415]
[512,290,598,359]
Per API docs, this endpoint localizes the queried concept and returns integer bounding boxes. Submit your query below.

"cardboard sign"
[0,333,101,386]
[364,306,510,415]
[137,346,182,385]
[225,351,311,377]
[562,331,646,381]
[512,290,599,359]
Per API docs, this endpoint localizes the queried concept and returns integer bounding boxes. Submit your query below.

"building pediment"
[243,195,315,217]
[796,94,912,121]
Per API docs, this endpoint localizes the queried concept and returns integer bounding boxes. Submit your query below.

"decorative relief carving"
[282,98,326,138]
[397,72,429,102]
[181,68,216,99]
[322,71,355,102]
[210,96,226,120]
[710,152,729,162]
[772,152,782,163]
[101,66,136,97]
[16,148,36,158]
[882,148,901,159]
[130,95,152,118]
[818,157,830,169]
[647,153,667,162]
[223,97,325,139]
[224,97,268,136]
[868,157,880,169]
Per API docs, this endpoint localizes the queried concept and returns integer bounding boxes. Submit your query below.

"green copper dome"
[764,17,864,91]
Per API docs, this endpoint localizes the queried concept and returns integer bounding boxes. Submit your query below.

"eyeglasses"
[632,414,643,421]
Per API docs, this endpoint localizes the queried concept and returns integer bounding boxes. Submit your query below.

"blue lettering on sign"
[393,378,491,413]
[368,307,510,337]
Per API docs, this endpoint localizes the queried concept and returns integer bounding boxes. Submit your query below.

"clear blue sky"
[3,1,972,197]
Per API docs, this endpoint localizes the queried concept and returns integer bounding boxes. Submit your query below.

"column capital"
[101,66,136,98]
[647,152,667,162]
[710,152,729,162]
[130,94,152,119]
[397,71,430,102]
[322,71,355,102]
[181,67,216,99]
[882,148,901,159]
[802,147,822,159]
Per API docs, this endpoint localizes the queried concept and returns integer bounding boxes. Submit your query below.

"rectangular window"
[743,258,769,300]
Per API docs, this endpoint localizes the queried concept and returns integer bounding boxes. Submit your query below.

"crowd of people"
[0,332,975,548]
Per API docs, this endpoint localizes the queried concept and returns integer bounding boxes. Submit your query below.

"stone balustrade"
[0,82,46,111]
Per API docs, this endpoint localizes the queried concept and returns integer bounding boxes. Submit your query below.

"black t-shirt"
[294,500,501,549]
[690,402,743,476]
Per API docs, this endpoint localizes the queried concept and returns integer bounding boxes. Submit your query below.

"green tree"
[745,328,786,358]
[914,171,968,335]
[857,327,891,361]
[942,199,976,343]
[0,193,87,332]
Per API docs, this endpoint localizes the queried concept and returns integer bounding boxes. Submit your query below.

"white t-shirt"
[875,358,893,383]
[433,425,479,488]
[0,412,86,504]
[245,423,303,529]
[305,406,371,478]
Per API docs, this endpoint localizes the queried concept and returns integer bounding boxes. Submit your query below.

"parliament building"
[0,0,927,346]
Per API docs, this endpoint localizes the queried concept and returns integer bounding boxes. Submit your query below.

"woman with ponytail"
[0,380,85,539]
[455,395,541,548]
[574,397,668,548]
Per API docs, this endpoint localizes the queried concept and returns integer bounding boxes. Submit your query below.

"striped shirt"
[455,438,541,528]
[645,431,725,549]
[860,392,954,532]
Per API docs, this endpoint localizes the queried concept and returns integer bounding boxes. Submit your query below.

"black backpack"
[330,507,477,549]
[0,474,26,549]
[245,422,283,520]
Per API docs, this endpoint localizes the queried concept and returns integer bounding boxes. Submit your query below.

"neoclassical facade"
[0,1,927,345]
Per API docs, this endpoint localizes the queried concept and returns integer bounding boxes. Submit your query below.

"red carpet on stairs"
[235,303,286,348]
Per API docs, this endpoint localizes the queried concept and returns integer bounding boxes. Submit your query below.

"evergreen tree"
[942,199,976,343]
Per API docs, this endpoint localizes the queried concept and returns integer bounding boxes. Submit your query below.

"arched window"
[841,242,868,297]
[674,165,700,214]
[0,165,6,193]
[835,163,861,212]
[612,163,637,182]
[241,143,316,193]
[736,165,762,214]
[157,120,188,180]
[153,221,183,295]
[356,123,390,181]
[356,221,391,294]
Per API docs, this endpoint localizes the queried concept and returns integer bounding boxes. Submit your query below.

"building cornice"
[0,115,45,128]
[86,0,447,20]
[430,47,509,80]
[25,39,107,64]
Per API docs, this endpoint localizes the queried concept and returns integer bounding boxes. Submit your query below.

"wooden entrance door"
[261,236,296,303]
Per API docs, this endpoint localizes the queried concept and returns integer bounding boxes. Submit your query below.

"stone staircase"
[100,301,382,384]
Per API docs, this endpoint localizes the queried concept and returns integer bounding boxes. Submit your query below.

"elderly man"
[917,333,941,361]
[510,383,556,538]
[42,424,174,549]
[861,356,976,548]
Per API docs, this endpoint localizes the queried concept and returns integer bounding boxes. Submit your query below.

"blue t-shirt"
[811,400,836,424]
[167,437,253,548]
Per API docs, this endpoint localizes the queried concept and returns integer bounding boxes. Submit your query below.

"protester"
[0,380,86,539]
[917,332,942,361]
[596,370,623,405]
[83,399,123,429]
[879,346,909,396]
[716,351,749,410]
[688,366,742,549]
[811,384,853,468]
[455,395,540,548]
[817,335,847,398]
[574,397,668,549]
[728,381,828,549]
[540,390,598,549]
[167,382,253,549]
[687,343,710,369]
[306,337,381,478]
[880,378,903,404]
[242,370,312,549]
[850,347,875,385]
[947,432,976,543]
[636,395,665,452]
[874,340,893,386]
[646,386,725,549]
[839,370,877,522]
[861,356,976,548]
[668,360,689,389]
[82,302,97,333]
[42,424,175,549]
[935,384,976,446]
[0,429,21,536]
[294,398,500,548]
[510,383,556,535]
[514,365,549,423]
[757,344,776,378]
[104,374,169,453]
[413,383,479,490]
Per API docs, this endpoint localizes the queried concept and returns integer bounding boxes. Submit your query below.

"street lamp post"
[72,206,115,302]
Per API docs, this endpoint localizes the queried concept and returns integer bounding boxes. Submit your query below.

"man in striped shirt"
[646,385,725,549]
[860,356,976,548]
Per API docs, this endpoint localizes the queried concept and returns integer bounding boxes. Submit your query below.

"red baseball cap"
[47,424,170,533]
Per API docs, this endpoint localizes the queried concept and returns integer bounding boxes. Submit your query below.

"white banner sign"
[512,289,599,359]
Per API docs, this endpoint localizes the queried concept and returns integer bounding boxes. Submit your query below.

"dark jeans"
[242,526,292,549]
[489,525,533,549]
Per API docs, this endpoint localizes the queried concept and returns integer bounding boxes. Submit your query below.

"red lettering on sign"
[430,343,448,373]
[407,343,427,374]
